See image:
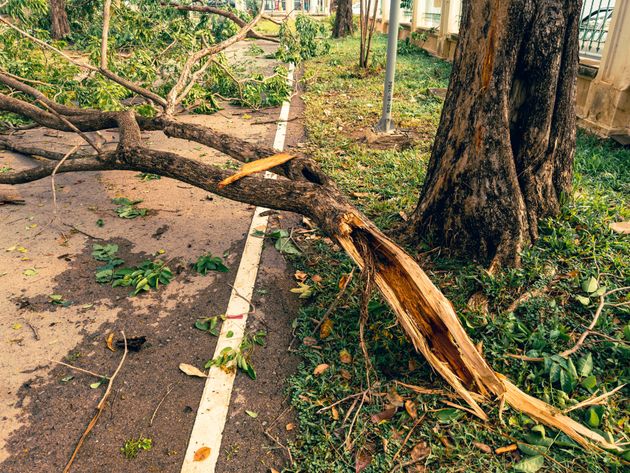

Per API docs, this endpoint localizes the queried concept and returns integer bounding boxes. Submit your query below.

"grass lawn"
[285,33,629,472]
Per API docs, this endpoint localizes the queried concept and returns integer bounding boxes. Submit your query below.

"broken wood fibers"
[335,212,619,451]
[218,152,295,188]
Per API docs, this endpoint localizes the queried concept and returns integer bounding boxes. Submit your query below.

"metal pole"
[375,0,400,133]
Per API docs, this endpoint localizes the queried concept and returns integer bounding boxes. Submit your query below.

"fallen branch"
[63,332,128,473]
[0,51,622,453]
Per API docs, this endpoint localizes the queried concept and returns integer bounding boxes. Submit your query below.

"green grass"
[284,34,629,472]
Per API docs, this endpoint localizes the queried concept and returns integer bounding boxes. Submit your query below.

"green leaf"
[585,406,604,428]
[582,277,599,294]
[435,408,464,423]
[517,443,543,457]
[576,353,593,377]
[575,295,590,306]
[566,357,578,380]
[226,330,234,338]
[513,455,545,472]
[245,410,258,418]
[581,375,597,390]
[23,268,37,276]
[559,368,576,393]
[531,425,545,438]
[275,236,301,255]
[195,319,210,331]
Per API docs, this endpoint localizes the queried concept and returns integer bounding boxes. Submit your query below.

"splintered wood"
[218,153,296,188]
[335,211,620,451]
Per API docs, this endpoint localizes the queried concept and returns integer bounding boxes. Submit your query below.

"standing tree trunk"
[409,0,581,268]
[49,0,70,39]
[332,0,353,38]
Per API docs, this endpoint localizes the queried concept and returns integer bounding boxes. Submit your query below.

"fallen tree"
[0,1,621,454]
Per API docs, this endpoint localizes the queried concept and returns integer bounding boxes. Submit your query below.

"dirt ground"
[0,39,303,472]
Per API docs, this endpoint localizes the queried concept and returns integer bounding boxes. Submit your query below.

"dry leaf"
[410,441,431,460]
[193,446,211,461]
[312,274,323,283]
[408,359,418,371]
[294,270,307,281]
[339,349,352,364]
[351,192,370,198]
[179,363,208,378]
[495,443,517,454]
[355,450,372,473]
[610,221,630,234]
[285,422,295,431]
[370,406,397,423]
[339,368,352,380]
[303,336,318,346]
[319,318,333,339]
[338,273,350,289]
[473,441,492,454]
[331,406,339,420]
[405,399,418,419]
[270,469,280,473]
[313,363,330,376]
[105,332,115,352]
[387,387,404,407]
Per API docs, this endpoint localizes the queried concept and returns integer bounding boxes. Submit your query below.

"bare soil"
[0,39,302,473]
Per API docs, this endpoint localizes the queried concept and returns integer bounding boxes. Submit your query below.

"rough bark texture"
[332,0,353,38]
[49,0,70,39]
[410,0,581,268]
[0,83,617,451]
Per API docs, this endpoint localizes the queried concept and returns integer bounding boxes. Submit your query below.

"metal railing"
[579,0,615,60]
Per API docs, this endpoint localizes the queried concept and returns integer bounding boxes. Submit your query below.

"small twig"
[150,382,178,426]
[344,391,367,451]
[63,332,127,473]
[263,424,295,466]
[317,388,368,413]
[63,223,104,240]
[36,101,101,153]
[311,268,355,336]
[563,384,625,413]
[49,359,109,380]
[392,412,426,462]
[560,286,629,358]
[227,282,257,315]
[51,145,80,214]
[505,353,544,362]
[22,318,40,340]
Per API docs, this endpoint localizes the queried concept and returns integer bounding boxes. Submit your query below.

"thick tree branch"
[0,57,619,453]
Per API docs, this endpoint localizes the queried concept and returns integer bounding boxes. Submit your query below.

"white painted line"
[181,63,295,473]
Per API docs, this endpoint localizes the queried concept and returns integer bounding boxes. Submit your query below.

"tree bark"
[333,0,353,38]
[409,0,581,268]
[49,0,71,39]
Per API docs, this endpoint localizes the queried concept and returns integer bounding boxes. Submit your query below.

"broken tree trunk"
[0,95,617,451]
[408,0,581,268]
